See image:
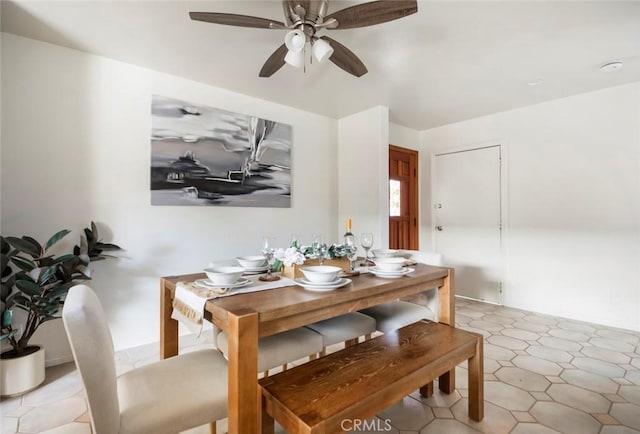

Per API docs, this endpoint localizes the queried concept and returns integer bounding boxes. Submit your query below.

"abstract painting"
[150,95,291,207]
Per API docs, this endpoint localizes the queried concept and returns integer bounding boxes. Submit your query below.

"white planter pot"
[1,346,46,397]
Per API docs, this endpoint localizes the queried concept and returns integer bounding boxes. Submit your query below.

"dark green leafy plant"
[0,222,121,358]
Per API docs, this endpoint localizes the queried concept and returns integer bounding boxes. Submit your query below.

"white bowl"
[204,266,245,286]
[236,255,267,269]
[372,249,398,259]
[373,257,406,272]
[300,265,342,283]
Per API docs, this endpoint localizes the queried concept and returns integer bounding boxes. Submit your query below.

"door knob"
[435,225,443,231]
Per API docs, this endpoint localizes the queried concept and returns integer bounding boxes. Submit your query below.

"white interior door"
[434,145,502,303]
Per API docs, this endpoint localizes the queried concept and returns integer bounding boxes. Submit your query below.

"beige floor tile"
[38,422,92,434]
[484,343,516,361]
[600,426,640,434]
[495,366,550,392]
[511,411,536,422]
[522,315,558,326]
[74,411,91,423]
[482,315,515,325]
[513,355,562,376]
[530,401,601,434]
[2,417,18,434]
[593,413,621,425]
[548,329,590,342]
[420,419,481,433]
[526,345,573,363]
[432,408,454,419]
[484,381,535,411]
[591,337,636,353]
[502,328,540,342]
[378,397,434,431]
[22,364,83,407]
[538,336,582,352]
[604,393,628,403]
[510,423,562,433]
[451,399,517,434]
[596,330,640,345]
[546,384,611,413]
[18,397,86,433]
[610,403,640,430]
[618,386,640,406]
[581,346,632,365]
[468,320,504,333]
[572,357,626,378]
[512,321,550,334]
[488,336,529,351]
[626,371,640,386]
[492,308,526,319]
[557,321,596,334]
[410,389,462,408]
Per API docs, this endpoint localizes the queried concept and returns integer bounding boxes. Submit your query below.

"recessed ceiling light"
[601,61,624,72]
[528,78,544,86]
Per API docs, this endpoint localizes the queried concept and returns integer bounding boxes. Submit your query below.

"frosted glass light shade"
[312,38,334,63]
[285,30,306,52]
[285,49,305,68]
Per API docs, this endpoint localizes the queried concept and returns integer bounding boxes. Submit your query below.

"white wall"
[421,82,640,331]
[338,107,389,247]
[1,34,339,363]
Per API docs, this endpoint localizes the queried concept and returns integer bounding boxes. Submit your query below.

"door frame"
[389,144,419,250]
[430,141,509,304]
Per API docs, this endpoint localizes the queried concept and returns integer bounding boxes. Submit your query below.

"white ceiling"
[2,1,639,130]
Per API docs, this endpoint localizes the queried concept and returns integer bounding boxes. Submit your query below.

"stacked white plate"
[368,267,415,279]
[195,278,252,289]
[241,266,269,274]
[294,277,352,292]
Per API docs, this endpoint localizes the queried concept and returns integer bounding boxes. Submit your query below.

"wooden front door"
[389,145,418,250]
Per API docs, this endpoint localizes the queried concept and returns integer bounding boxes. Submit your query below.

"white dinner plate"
[294,278,352,291]
[194,278,252,289]
[296,277,343,287]
[241,266,269,274]
[369,267,415,278]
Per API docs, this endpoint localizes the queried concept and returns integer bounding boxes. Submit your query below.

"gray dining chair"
[62,284,228,434]
[304,312,377,356]
[360,250,442,333]
[216,326,323,377]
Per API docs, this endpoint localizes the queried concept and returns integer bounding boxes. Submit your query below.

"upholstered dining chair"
[62,285,228,434]
[359,250,442,333]
[216,326,323,377]
[304,312,377,356]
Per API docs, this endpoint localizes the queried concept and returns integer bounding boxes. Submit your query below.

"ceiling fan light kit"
[285,48,305,68]
[189,0,418,78]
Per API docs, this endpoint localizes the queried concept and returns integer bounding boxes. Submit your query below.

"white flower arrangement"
[275,246,306,267]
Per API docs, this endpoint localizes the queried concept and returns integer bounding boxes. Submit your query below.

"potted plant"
[0,222,121,396]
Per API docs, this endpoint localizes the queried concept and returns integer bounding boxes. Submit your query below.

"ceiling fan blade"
[189,12,284,29]
[321,36,368,78]
[325,0,417,30]
[259,44,288,78]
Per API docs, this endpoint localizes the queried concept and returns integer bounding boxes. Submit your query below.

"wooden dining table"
[160,264,455,434]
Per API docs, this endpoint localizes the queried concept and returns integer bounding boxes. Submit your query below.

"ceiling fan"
[189,0,418,78]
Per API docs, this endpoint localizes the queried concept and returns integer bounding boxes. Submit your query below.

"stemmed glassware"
[360,232,374,266]
[312,233,328,265]
[345,235,359,272]
[260,236,279,281]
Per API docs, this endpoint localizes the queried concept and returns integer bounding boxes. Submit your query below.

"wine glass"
[311,233,327,265]
[360,232,374,266]
[261,236,279,281]
[345,235,358,272]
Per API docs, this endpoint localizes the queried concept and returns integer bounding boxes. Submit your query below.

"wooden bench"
[259,320,483,434]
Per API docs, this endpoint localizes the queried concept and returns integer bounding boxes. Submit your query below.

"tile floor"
[2,297,640,433]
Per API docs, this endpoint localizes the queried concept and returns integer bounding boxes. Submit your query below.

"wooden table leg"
[468,335,484,421]
[160,279,178,359]
[438,268,456,393]
[227,309,259,434]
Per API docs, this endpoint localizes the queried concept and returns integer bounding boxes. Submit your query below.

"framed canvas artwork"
[150,95,292,207]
